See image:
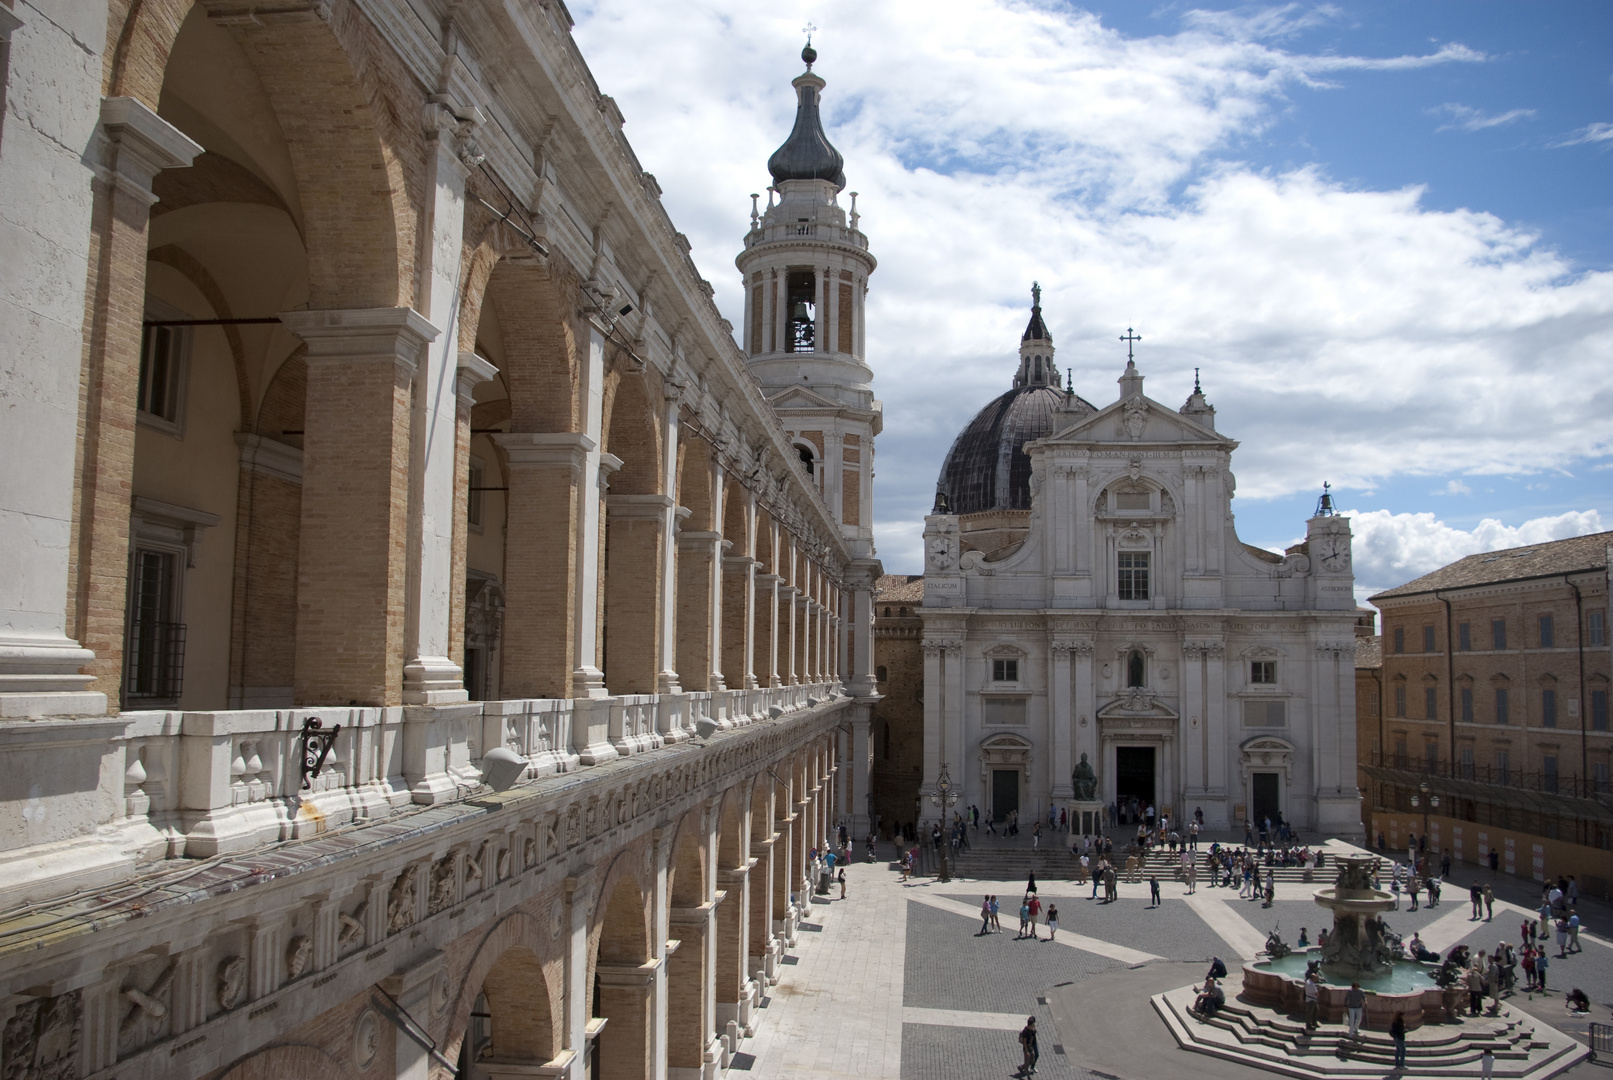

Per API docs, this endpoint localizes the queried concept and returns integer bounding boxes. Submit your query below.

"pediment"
[1240,735,1296,755]
[1042,394,1235,448]
[766,385,842,411]
[1096,688,1180,722]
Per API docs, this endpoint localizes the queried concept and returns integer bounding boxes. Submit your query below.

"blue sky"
[571,1,1613,602]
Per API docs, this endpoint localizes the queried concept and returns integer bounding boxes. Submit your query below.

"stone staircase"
[1154,982,1587,1079]
[948,840,1384,886]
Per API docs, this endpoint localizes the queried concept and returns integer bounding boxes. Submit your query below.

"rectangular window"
[137,323,187,428]
[1458,622,1471,651]
[1589,611,1606,647]
[1543,755,1559,793]
[1539,614,1554,648]
[124,548,185,703]
[1368,689,1380,716]
[982,698,1026,725]
[1242,700,1287,727]
[1495,749,1510,786]
[1117,552,1150,601]
[1424,741,1439,772]
[1595,761,1610,795]
[1394,685,1407,717]
[1492,619,1507,649]
[1495,687,1509,725]
[1425,686,1438,721]
[1460,746,1475,779]
[1593,689,1609,732]
[1393,627,1404,654]
[1422,625,1436,653]
[1393,737,1408,768]
[1115,491,1150,512]
[1460,687,1473,723]
[1542,688,1557,727]
[992,658,1019,682]
[467,460,485,529]
[1250,661,1277,684]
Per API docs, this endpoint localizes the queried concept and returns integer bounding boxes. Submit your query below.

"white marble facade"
[921,361,1360,835]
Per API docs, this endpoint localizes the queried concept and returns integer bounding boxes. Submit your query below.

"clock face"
[1319,538,1350,572]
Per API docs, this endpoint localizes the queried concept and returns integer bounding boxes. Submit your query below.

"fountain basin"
[1242,950,1457,1030]
[1311,886,1394,916]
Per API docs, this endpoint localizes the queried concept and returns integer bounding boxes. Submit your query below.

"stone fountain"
[1312,855,1398,979]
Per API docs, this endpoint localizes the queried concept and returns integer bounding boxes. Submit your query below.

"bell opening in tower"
[786,269,816,352]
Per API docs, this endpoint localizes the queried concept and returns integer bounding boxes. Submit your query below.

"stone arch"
[714,784,751,1017]
[676,436,721,691]
[486,262,581,433]
[590,853,654,1080]
[601,370,667,694]
[443,910,563,1071]
[213,1042,353,1080]
[665,810,711,1073]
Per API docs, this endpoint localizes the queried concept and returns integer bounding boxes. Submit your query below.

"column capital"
[454,350,499,406]
[491,431,596,470]
[279,307,438,374]
[98,96,202,203]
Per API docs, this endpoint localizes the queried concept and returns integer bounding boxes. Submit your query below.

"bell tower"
[736,41,879,558]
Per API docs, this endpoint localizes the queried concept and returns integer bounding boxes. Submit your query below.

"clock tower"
[1306,484,1355,609]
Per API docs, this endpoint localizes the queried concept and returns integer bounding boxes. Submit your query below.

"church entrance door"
[991,769,1019,824]
[1251,772,1280,828]
[1115,746,1155,816]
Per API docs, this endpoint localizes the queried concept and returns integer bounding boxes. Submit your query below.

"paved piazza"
[737,838,1613,1080]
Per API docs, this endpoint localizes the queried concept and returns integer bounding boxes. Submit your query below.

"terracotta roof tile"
[1355,636,1382,669]
[874,574,924,604]
[1368,531,1612,601]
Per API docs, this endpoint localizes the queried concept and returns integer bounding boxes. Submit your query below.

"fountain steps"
[1154,984,1588,1079]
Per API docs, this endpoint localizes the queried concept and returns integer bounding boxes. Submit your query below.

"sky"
[570,1,1613,608]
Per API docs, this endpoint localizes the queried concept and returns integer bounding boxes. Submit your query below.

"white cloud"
[1345,508,1605,605]
[1430,103,1535,132]
[1552,122,1613,148]
[569,2,1613,574]
[1439,479,1472,495]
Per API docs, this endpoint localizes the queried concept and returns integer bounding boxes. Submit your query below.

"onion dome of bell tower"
[936,285,1094,515]
[767,43,847,190]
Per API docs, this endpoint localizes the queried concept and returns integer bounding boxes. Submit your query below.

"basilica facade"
[912,294,1361,835]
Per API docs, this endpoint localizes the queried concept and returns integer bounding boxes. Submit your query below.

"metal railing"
[1364,750,1610,800]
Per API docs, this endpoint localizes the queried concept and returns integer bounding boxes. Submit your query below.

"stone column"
[606,495,674,694]
[1206,643,1229,826]
[749,829,779,989]
[848,704,873,835]
[667,902,716,1079]
[52,99,200,712]
[571,323,611,698]
[677,531,725,692]
[847,565,879,697]
[780,587,799,685]
[657,387,684,694]
[595,960,658,1080]
[449,352,497,683]
[721,554,755,695]
[1073,643,1096,776]
[1181,644,1208,803]
[281,308,438,707]
[562,871,596,1069]
[401,103,480,704]
[492,432,588,699]
[920,641,943,817]
[1049,642,1075,801]
[716,861,755,1038]
[944,641,966,799]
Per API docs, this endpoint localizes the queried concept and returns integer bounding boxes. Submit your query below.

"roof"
[767,73,846,190]
[874,574,924,604]
[1355,636,1381,670]
[1368,530,1613,602]
[937,385,1095,514]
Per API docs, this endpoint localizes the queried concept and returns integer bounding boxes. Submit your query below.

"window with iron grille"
[125,548,185,703]
[1542,687,1557,728]
[1117,552,1150,600]
[1539,614,1554,648]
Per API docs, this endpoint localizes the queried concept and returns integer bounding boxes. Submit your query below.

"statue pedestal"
[1070,800,1105,837]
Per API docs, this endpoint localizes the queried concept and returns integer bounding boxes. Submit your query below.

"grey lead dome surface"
[768,74,846,191]
[936,385,1075,515]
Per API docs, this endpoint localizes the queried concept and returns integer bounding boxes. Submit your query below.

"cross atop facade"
[1120,327,1141,361]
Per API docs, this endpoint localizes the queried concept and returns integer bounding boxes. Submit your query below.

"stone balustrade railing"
[115,682,846,861]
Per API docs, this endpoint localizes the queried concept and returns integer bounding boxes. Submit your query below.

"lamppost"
[1409,779,1439,866]
[930,762,961,882]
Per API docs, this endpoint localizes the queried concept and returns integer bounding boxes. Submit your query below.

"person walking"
[1483,883,1494,921]
[1481,1047,1495,1079]
[838,867,847,900]
[1567,910,1581,953]
[1027,871,1038,896]
[1187,859,1198,894]
[1150,876,1161,908]
[1032,821,1042,850]
[1015,1016,1039,1078]
[991,895,1002,933]
[1303,971,1320,1031]
[1028,894,1042,940]
[1047,904,1059,941]
[1555,915,1569,957]
[1345,982,1366,1038]
[1018,897,1032,939]
[1470,881,1483,920]
[980,895,993,936]
[1534,946,1548,991]
[1390,1013,1407,1071]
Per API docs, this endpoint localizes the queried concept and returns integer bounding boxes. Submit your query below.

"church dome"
[768,69,846,191]
[936,285,1094,515]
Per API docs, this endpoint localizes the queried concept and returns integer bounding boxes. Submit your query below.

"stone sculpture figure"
[286,935,313,981]
[1071,753,1098,800]
[217,956,247,1010]
[387,866,418,932]
[429,858,456,913]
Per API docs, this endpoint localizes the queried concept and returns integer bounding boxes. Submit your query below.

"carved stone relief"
[2,991,81,1080]
[118,960,175,1052]
[353,1008,380,1071]
[428,857,456,914]
[285,935,312,981]
[338,901,367,949]
[216,956,246,1010]
[387,866,419,933]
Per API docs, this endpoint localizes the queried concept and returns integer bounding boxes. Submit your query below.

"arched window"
[1127,650,1145,688]
[797,444,815,476]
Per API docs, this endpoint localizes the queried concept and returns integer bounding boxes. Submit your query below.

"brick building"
[1364,533,1613,895]
[0,5,881,1077]
[871,574,924,835]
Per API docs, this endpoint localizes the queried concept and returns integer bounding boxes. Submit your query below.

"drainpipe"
[1566,576,1587,798]
[1435,591,1454,784]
